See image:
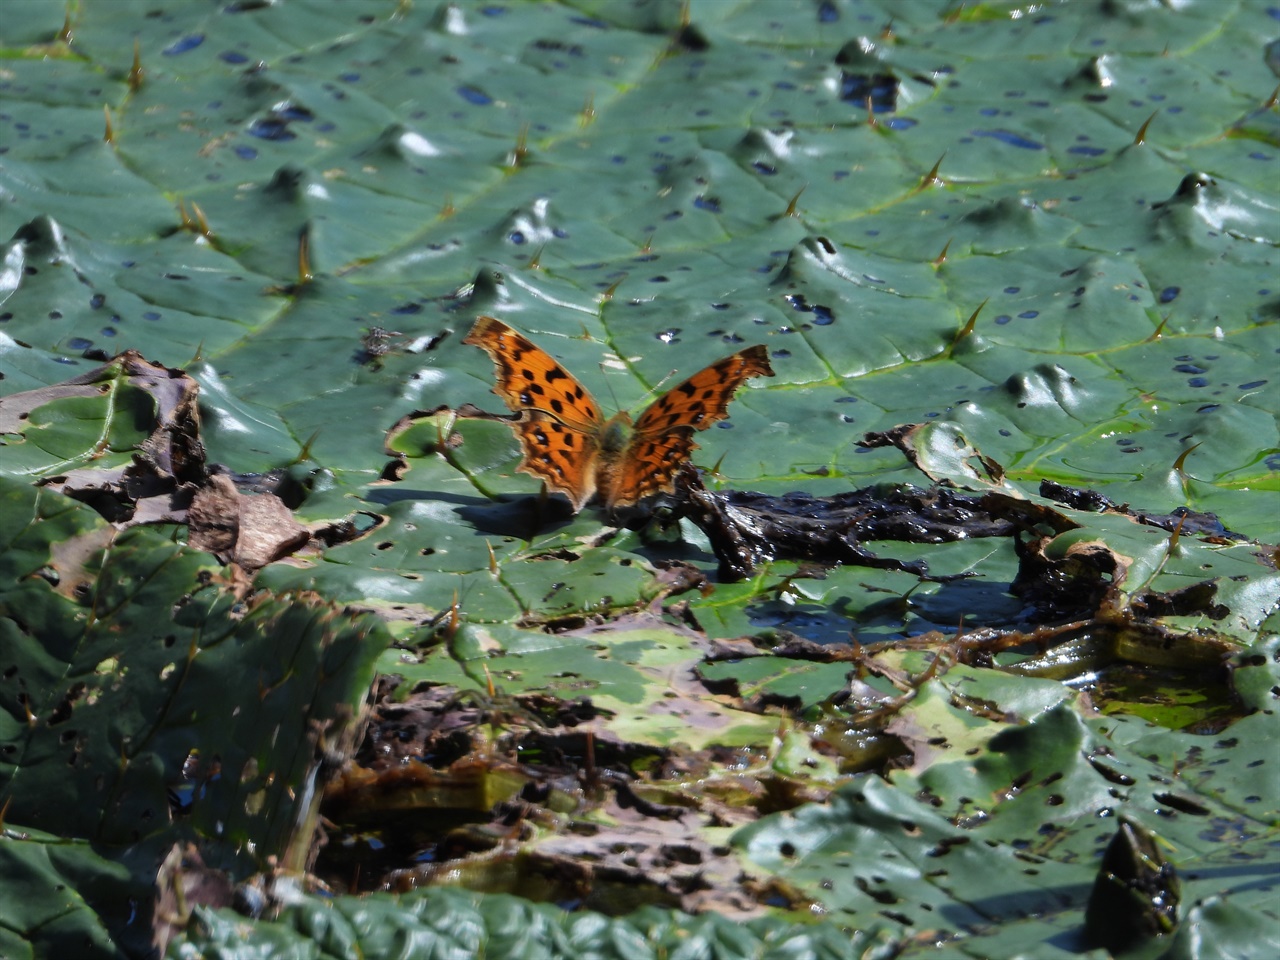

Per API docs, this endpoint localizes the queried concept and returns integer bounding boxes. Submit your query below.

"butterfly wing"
[606,344,774,509]
[464,316,603,427]
[464,316,604,510]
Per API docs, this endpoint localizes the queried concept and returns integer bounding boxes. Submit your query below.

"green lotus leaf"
[171,885,900,960]
[0,829,145,960]
[2,1,1277,956]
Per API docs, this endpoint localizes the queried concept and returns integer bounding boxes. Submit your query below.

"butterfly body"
[598,413,633,455]
[465,316,773,512]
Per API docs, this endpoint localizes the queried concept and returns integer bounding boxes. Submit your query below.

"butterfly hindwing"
[512,415,600,512]
[603,431,699,509]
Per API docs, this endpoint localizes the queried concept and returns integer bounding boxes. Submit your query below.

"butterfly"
[464,316,774,512]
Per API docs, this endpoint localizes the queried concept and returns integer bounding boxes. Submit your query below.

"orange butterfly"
[464,316,774,512]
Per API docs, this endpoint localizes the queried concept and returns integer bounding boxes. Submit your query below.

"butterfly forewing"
[608,344,775,508]
[464,316,603,431]
[466,316,606,509]
[631,344,774,438]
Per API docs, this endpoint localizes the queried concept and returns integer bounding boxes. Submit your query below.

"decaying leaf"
[187,473,309,573]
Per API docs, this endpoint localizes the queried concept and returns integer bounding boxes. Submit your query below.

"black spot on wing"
[519,379,548,406]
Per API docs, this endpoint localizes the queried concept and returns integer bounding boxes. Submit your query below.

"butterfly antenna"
[597,357,627,412]
[599,353,675,413]
[642,367,680,404]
